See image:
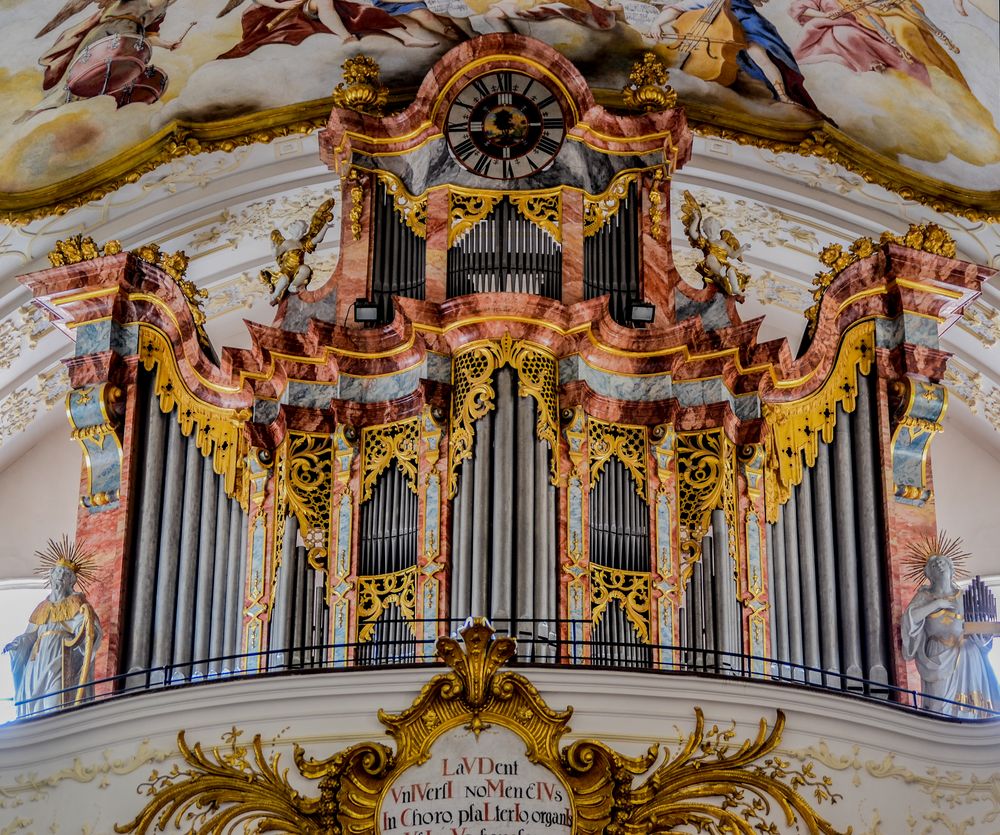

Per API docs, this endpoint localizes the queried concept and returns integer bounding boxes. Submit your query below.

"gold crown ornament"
[901,531,970,584]
[33,535,98,591]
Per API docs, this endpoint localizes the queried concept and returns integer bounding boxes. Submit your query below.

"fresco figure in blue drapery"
[648,0,822,111]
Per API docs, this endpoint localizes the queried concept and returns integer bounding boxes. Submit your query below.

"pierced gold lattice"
[356,567,417,643]
[676,429,727,585]
[285,432,334,569]
[449,333,558,498]
[588,418,648,499]
[590,564,651,643]
[360,417,420,503]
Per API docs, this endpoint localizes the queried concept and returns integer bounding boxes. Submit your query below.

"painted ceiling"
[0,0,997,220]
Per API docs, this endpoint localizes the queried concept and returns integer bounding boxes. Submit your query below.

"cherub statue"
[260,198,336,305]
[901,534,999,716]
[680,191,751,302]
[3,536,101,718]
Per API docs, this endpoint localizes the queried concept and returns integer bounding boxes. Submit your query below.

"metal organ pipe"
[795,467,822,684]
[224,497,247,669]
[208,479,231,674]
[192,456,219,678]
[781,490,805,680]
[172,436,204,679]
[813,441,842,686]
[832,404,864,683]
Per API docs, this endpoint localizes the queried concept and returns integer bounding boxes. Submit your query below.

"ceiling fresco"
[0,0,997,219]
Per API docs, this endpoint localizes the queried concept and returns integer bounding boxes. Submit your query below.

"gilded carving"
[449,191,502,247]
[621,52,677,112]
[284,433,334,569]
[588,418,647,499]
[133,244,208,329]
[583,173,638,238]
[449,333,558,497]
[805,224,956,335]
[375,172,427,238]
[116,621,847,834]
[676,429,727,583]
[361,417,420,503]
[649,166,666,242]
[348,168,364,241]
[590,565,650,642]
[47,235,122,266]
[680,190,751,300]
[762,323,875,517]
[508,191,562,243]
[356,566,417,643]
[332,54,389,116]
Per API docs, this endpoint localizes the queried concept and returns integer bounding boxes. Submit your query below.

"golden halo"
[901,531,970,584]
[32,535,98,591]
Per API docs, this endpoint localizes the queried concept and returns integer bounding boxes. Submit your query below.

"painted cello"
[656,0,746,86]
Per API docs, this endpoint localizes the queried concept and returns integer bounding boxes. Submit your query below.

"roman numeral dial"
[445,71,566,180]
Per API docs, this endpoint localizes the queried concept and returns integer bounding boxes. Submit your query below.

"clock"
[445,70,566,180]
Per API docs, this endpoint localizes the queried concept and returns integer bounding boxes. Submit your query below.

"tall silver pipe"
[764,521,776,674]
[469,409,492,618]
[451,457,474,621]
[796,467,822,684]
[781,493,804,680]
[294,545,309,667]
[125,378,169,681]
[172,436,204,678]
[491,368,514,628]
[813,441,841,685]
[192,457,219,678]
[770,510,790,673]
[208,481,231,674]
[272,514,298,670]
[832,405,863,683]
[232,506,248,669]
[853,372,889,686]
[150,420,186,682]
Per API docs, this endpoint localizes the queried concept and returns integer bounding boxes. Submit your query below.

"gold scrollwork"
[762,322,875,517]
[448,191,502,247]
[375,171,427,238]
[284,433,334,569]
[590,564,650,643]
[116,621,847,835]
[805,223,956,335]
[137,326,248,500]
[360,417,420,503]
[588,417,647,499]
[349,168,364,240]
[356,566,417,643]
[134,243,208,329]
[649,166,667,242]
[676,429,728,583]
[508,191,562,243]
[449,333,558,497]
[583,173,638,238]
[48,235,122,266]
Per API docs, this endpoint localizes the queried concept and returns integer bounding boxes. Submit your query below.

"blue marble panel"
[286,382,339,409]
[426,351,451,383]
[74,321,112,356]
[337,362,424,403]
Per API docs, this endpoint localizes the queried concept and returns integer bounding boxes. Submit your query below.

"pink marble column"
[425,188,450,304]
[561,189,584,306]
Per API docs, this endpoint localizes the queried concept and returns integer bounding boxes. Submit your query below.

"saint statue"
[901,534,999,717]
[3,537,102,718]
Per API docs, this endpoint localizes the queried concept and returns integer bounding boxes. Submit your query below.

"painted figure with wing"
[17,0,194,123]
[260,198,336,305]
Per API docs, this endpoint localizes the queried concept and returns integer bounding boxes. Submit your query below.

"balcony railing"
[5,618,998,723]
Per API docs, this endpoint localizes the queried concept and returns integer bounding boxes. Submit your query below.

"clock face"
[445,71,566,180]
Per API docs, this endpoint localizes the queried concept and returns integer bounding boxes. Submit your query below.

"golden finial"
[134,243,207,326]
[332,55,389,116]
[48,235,123,267]
[33,535,98,591]
[901,531,971,584]
[622,53,677,112]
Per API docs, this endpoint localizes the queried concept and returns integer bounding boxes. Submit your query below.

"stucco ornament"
[3,536,102,718]
[260,198,335,305]
[901,534,1000,716]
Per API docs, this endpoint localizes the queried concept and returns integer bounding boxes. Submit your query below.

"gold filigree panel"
[356,566,417,643]
[676,429,728,584]
[449,333,558,497]
[375,171,427,238]
[116,622,848,835]
[448,191,502,247]
[588,417,647,499]
[449,187,562,247]
[508,191,562,243]
[284,432,334,568]
[583,173,638,237]
[590,565,651,643]
[360,417,420,503]
[762,322,875,518]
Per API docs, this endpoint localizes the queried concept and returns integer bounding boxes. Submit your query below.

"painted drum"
[65,34,151,98]
[113,65,168,107]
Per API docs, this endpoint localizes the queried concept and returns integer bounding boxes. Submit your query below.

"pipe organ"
[21,36,992,707]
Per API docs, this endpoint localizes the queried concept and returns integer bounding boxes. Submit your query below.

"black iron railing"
[5,618,998,722]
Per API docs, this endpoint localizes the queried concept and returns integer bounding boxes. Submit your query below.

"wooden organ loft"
[19,35,993,703]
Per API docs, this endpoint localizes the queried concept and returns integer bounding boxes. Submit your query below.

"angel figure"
[260,198,336,305]
[680,190,750,301]
[16,0,193,123]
